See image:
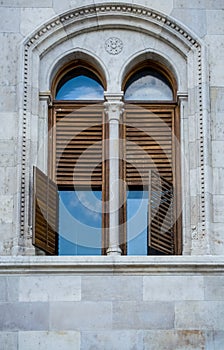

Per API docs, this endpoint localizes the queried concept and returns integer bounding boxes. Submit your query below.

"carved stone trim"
[105,37,123,55]
[1,256,224,275]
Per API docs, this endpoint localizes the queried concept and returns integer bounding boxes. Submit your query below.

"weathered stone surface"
[206,331,224,350]
[0,195,13,224]
[0,0,53,7]
[18,331,80,350]
[143,330,206,349]
[81,330,143,350]
[0,332,18,350]
[113,301,174,329]
[205,276,224,301]
[207,10,224,35]
[82,276,142,301]
[0,33,22,86]
[20,8,56,36]
[0,302,49,331]
[0,8,20,32]
[213,195,224,223]
[175,301,224,330]
[212,141,224,168]
[0,113,16,140]
[205,35,224,87]
[0,167,16,195]
[50,301,112,330]
[210,223,224,255]
[19,275,81,302]
[0,277,19,302]
[143,276,204,301]
[0,86,17,112]
[174,0,224,9]
[171,9,207,37]
[0,141,15,166]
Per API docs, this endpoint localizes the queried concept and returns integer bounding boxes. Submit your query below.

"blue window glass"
[56,70,104,100]
[127,189,148,255]
[124,69,173,101]
[58,190,102,255]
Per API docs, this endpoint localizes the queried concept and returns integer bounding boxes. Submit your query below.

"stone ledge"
[0,256,224,275]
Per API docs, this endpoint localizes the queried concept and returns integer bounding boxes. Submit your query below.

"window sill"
[0,256,224,275]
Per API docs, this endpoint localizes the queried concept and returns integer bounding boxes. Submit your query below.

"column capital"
[177,91,188,103]
[104,93,124,122]
[39,91,53,106]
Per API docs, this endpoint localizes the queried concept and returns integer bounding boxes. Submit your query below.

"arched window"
[124,68,173,101]
[32,60,181,256]
[33,62,107,255]
[122,62,181,255]
[55,68,104,101]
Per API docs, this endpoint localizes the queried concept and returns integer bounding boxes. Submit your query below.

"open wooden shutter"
[148,170,174,254]
[125,105,173,185]
[32,166,58,255]
[55,104,103,186]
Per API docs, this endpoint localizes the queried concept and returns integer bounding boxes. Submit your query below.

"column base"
[106,246,122,256]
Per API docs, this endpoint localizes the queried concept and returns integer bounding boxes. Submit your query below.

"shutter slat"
[125,108,173,185]
[32,166,58,255]
[148,170,174,255]
[56,109,103,185]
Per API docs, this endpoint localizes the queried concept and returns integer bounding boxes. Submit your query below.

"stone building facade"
[0,0,224,349]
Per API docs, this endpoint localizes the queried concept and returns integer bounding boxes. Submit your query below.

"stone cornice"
[0,256,224,275]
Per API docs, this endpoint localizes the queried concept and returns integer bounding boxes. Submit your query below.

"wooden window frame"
[121,102,182,255]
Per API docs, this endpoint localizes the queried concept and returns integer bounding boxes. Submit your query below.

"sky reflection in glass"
[125,70,173,101]
[127,190,148,255]
[56,75,104,100]
[58,190,102,255]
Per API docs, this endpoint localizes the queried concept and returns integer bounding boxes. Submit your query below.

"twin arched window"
[33,60,181,256]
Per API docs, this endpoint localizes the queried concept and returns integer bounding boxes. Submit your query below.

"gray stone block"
[205,277,224,301]
[50,301,112,330]
[113,301,174,329]
[0,302,49,331]
[0,8,20,33]
[0,196,14,225]
[19,331,80,350]
[207,10,224,35]
[82,276,143,301]
[143,330,206,349]
[0,277,18,302]
[175,301,224,330]
[19,275,81,302]
[81,330,143,350]
[143,276,204,301]
[0,332,18,350]
[0,142,15,167]
[0,0,53,7]
[171,9,207,37]
[206,331,224,350]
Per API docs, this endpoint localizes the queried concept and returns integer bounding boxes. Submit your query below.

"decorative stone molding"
[0,256,224,275]
[18,2,210,254]
[105,37,123,55]
[39,91,53,106]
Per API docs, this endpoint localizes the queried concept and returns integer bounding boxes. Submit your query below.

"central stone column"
[104,93,124,256]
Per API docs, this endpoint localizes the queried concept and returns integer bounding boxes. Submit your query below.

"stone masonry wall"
[0,256,224,349]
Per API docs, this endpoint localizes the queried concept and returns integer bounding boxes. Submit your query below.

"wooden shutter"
[32,166,58,255]
[125,105,173,185]
[54,104,103,186]
[148,170,174,254]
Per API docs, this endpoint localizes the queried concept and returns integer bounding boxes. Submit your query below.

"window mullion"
[104,94,124,256]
